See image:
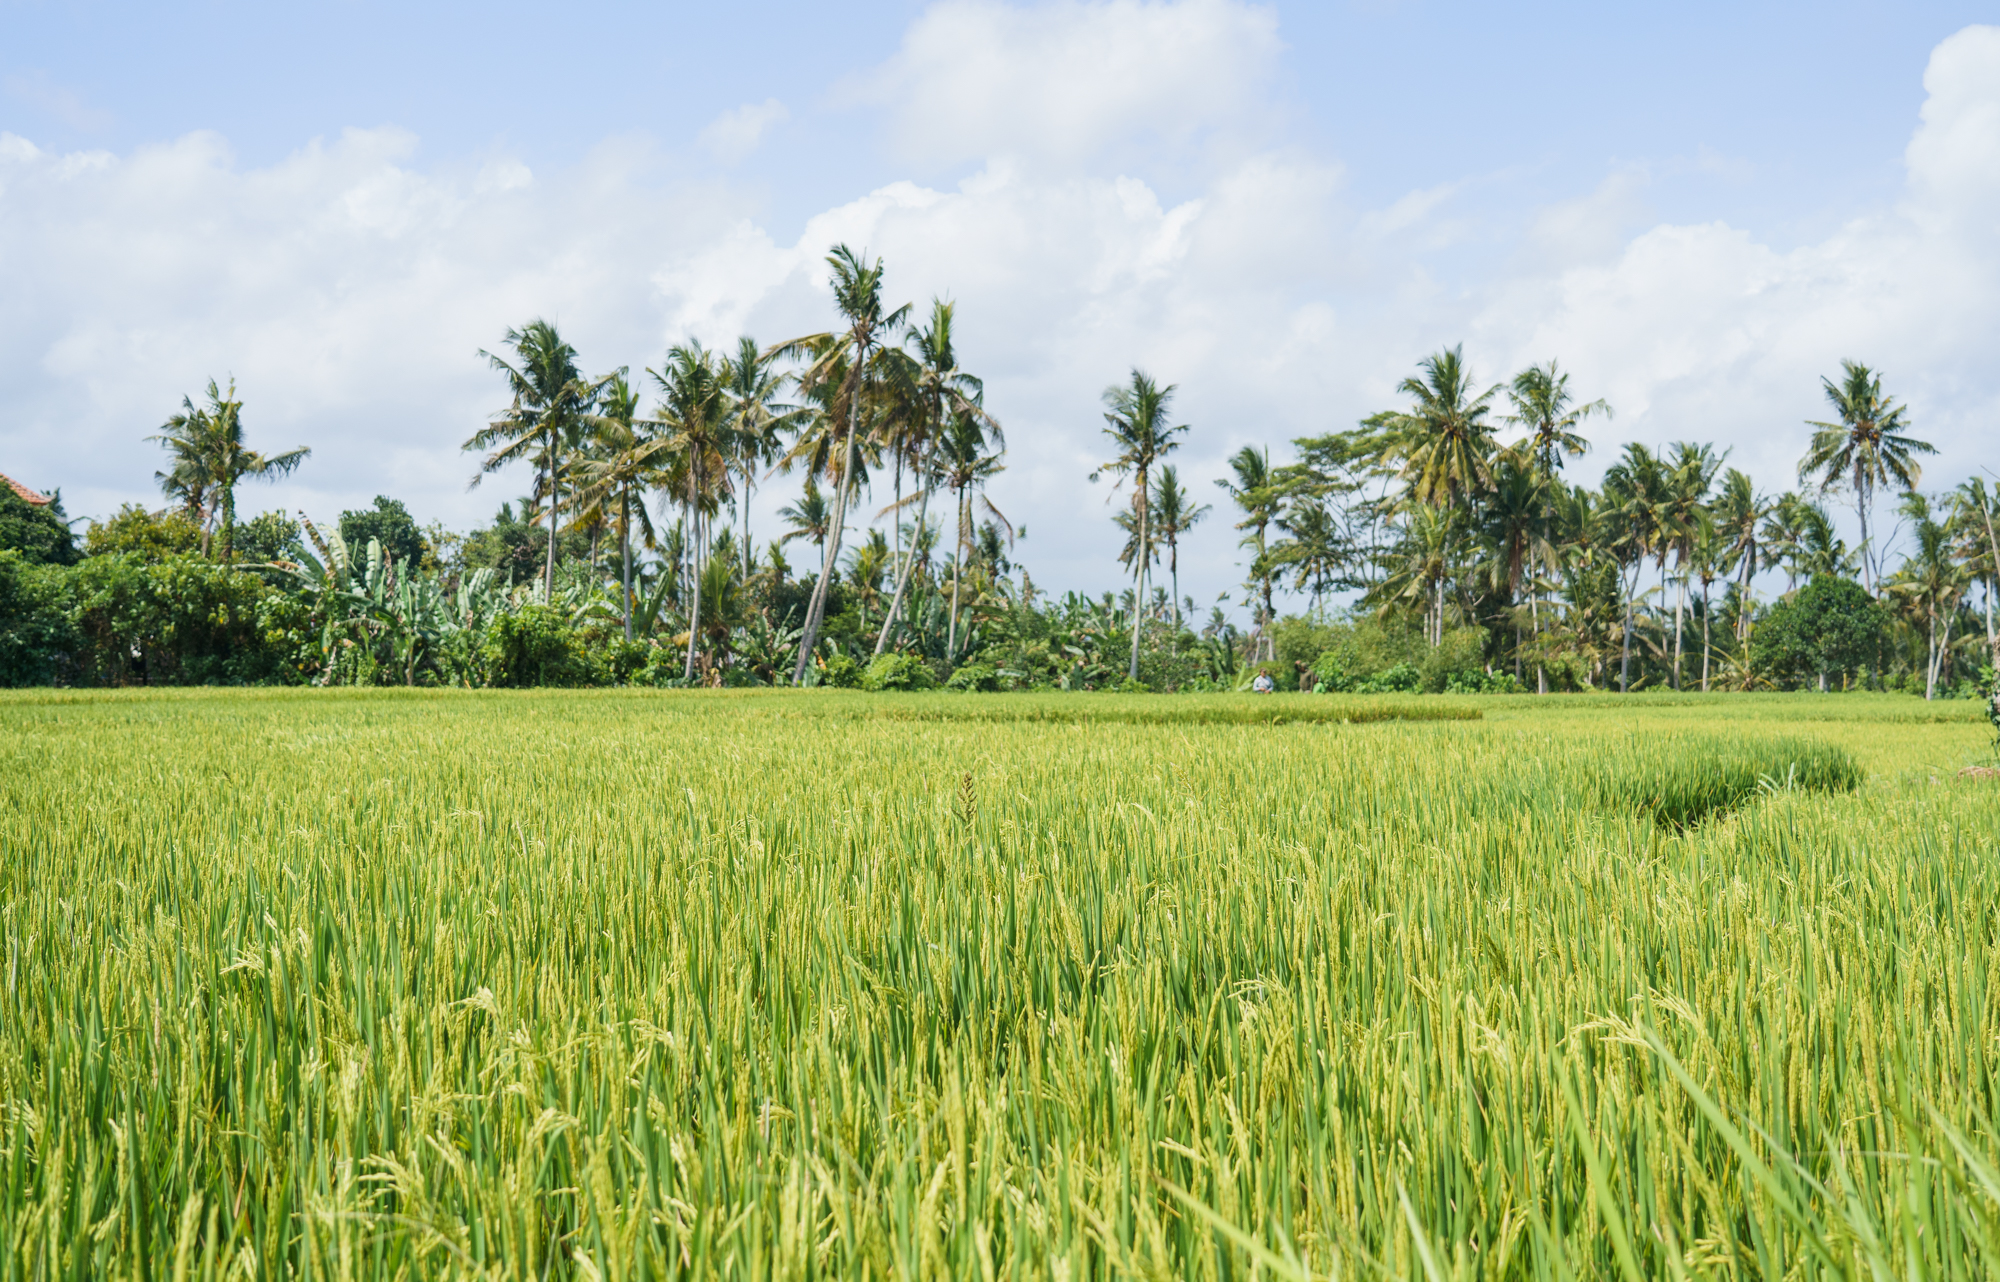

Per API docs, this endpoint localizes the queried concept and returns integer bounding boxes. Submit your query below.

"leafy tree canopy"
[1751,575,1890,689]
[340,496,428,569]
[82,505,203,562]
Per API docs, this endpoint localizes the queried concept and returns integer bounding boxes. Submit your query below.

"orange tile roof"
[1,472,52,506]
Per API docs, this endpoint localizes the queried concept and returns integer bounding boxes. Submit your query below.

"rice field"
[1,687,1996,1279]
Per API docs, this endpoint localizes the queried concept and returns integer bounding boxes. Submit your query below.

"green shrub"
[862,653,937,692]
[485,605,601,688]
[820,652,861,688]
[944,663,999,692]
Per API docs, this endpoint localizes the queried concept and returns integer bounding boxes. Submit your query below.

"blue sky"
[3,1,1996,607]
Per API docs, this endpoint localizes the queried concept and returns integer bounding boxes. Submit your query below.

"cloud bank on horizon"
[1,1,1995,610]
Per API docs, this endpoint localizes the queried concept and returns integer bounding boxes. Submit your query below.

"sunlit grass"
[1,687,1995,1277]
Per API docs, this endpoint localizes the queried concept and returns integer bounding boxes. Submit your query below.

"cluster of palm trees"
[460,245,1005,683]
[1217,347,1997,695]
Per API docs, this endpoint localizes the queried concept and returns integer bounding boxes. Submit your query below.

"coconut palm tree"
[723,336,804,579]
[769,245,912,684]
[779,479,831,555]
[466,320,606,598]
[876,300,992,656]
[1603,443,1669,692]
[1798,360,1934,593]
[937,409,1011,658]
[1150,465,1209,631]
[1095,370,1188,681]
[1382,346,1503,512]
[1504,360,1608,480]
[151,379,310,561]
[569,373,669,641]
[1888,493,1969,700]
[1661,442,1723,688]
[650,341,734,682]
[1503,361,1608,686]
[1215,446,1284,659]
[1711,468,1768,643]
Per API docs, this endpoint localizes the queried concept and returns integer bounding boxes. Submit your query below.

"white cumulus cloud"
[1,8,1996,609]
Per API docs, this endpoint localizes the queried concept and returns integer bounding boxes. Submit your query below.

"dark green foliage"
[1751,576,1891,690]
[232,510,304,564]
[0,552,80,686]
[83,505,203,561]
[459,502,588,582]
[61,554,306,686]
[339,496,428,569]
[484,605,602,688]
[1591,734,1862,828]
[819,652,862,688]
[862,653,937,691]
[852,694,1483,725]
[944,663,1000,692]
[0,486,78,565]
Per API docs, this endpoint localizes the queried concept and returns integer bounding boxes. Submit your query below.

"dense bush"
[862,653,937,691]
[484,605,602,688]
[944,662,1000,692]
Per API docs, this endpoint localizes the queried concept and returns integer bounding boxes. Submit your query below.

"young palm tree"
[1798,360,1934,593]
[1150,465,1209,632]
[769,245,912,684]
[779,479,831,555]
[1889,493,1969,700]
[650,342,734,682]
[723,336,804,579]
[876,300,992,657]
[1215,446,1284,658]
[569,374,668,641]
[151,379,310,561]
[466,320,606,598]
[1095,370,1188,681]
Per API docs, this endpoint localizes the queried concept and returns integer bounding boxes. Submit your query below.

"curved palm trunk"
[875,482,932,657]
[544,440,558,600]
[1619,560,1639,693]
[795,384,863,685]
[1700,583,1712,692]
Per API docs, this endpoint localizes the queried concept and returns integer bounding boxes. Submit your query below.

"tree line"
[1,243,1995,704]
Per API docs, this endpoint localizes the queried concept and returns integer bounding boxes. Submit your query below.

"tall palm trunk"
[620,492,633,643]
[1696,584,1712,696]
[1531,594,1546,695]
[875,482,931,657]
[1619,561,1638,693]
[948,485,967,657]
[684,505,704,683]
[795,385,863,684]
[544,438,558,600]
[1169,541,1181,657]
[1128,481,1148,682]
[1672,572,1686,690]
[1855,464,1874,594]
